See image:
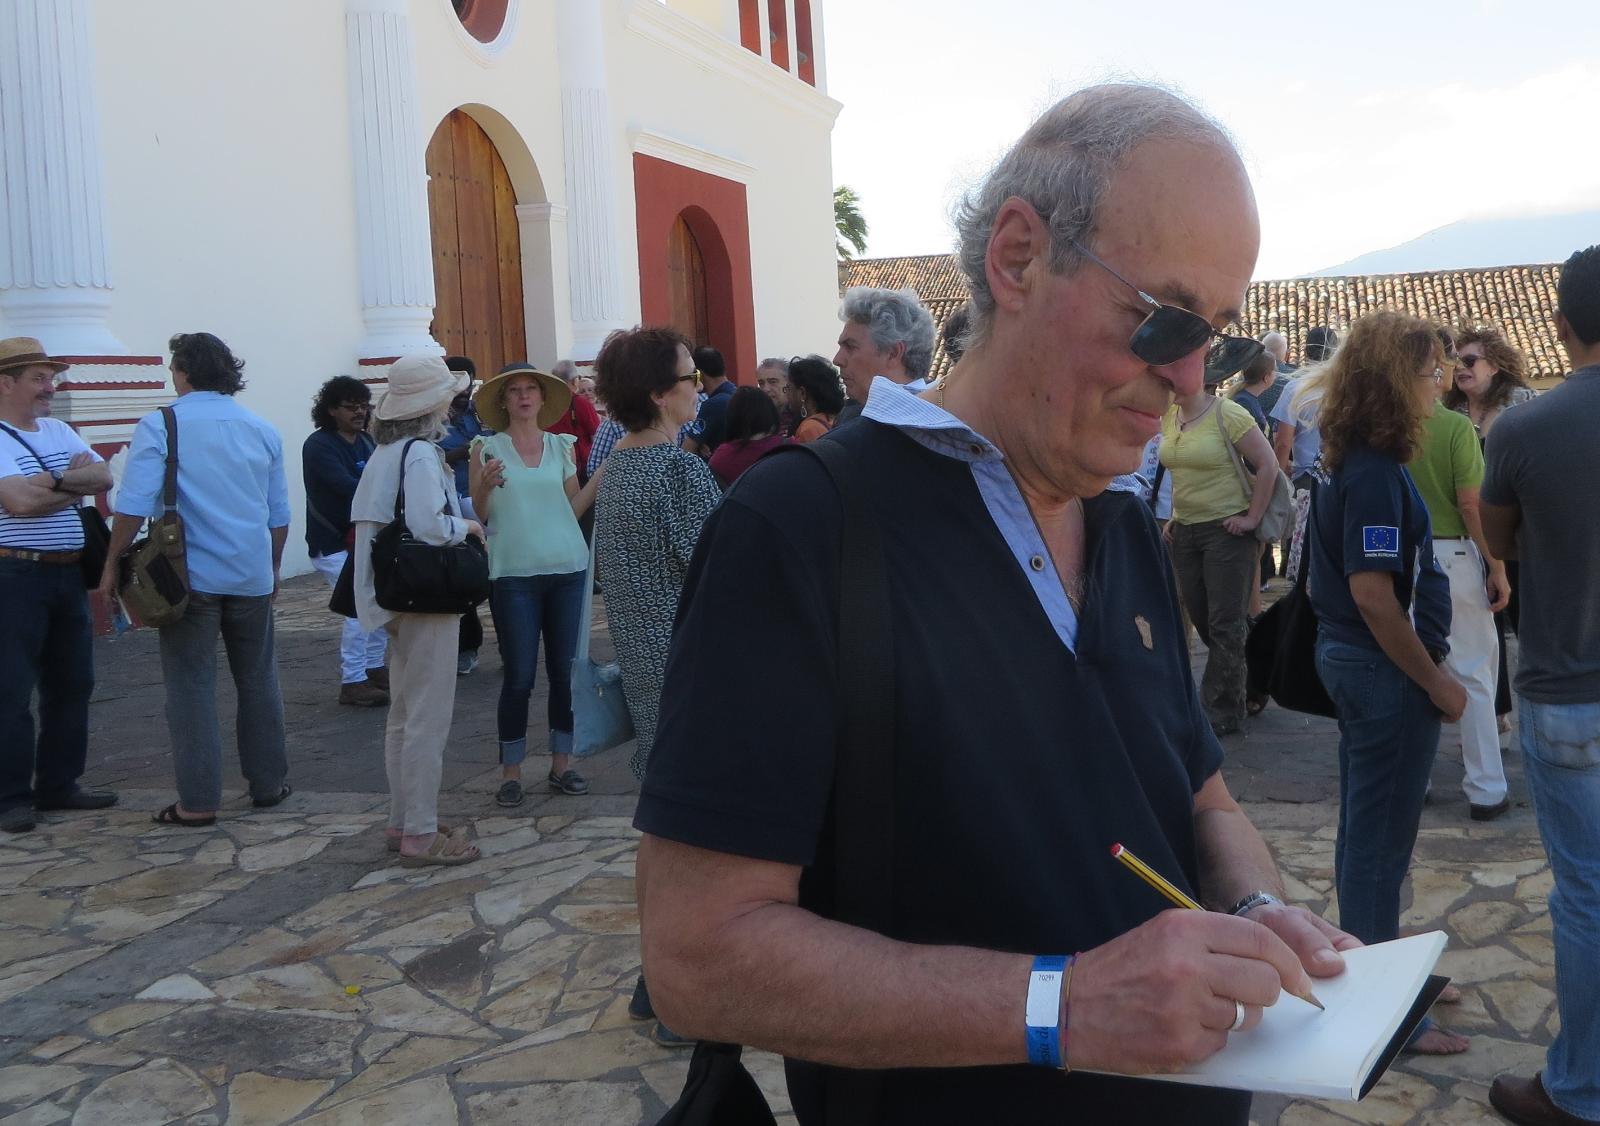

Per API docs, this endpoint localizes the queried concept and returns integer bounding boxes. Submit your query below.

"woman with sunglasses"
[590,326,720,1046]
[1158,354,1280,736]
[1307,311,1469,1056]
[1444,325,1534,722]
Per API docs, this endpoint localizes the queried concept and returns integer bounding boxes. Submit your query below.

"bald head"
[1261,332,1288,363]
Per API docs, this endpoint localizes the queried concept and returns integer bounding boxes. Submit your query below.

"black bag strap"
[393,438,420,521]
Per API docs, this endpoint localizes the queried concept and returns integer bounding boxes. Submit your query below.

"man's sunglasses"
[1070,240,1264,370]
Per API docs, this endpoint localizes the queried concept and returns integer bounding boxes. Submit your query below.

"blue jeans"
[1315,638,1441,945]
[1519,696,1600,1119]
[158,592,287,810]
[0,559,94,813]
[490,571,584,765]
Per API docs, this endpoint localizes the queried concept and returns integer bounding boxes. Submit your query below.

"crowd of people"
[2,79,1598,1126]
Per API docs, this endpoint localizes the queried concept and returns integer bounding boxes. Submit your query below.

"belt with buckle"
[0,546,83,564]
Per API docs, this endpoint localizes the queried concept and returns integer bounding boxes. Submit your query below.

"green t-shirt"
[1159,397,1258,525]
[473,430,588,579]
[1408,406,1483,539]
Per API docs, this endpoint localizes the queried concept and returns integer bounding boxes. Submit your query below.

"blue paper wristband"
[1025,954,1068,1068]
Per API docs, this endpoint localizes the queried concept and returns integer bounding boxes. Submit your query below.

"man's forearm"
[270,525,288,574]
[1272,428,1293,475]
[1456,498,1501,573]
[1193,776,1285,912]
[103,513,143,566]
[639,838,1031,1069]
[62,464,112,496]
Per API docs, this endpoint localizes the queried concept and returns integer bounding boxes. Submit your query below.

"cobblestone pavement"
[0,577,1555,1125]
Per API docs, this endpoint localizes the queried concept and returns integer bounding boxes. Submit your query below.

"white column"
[756,0,772,61]
[345,0,439,358]
[0,0,125,354]
[557,0,628,360]
[784,0,800,77]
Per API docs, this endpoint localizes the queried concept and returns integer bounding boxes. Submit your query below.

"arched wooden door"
[426,110,525,377]
[666,215,710,348]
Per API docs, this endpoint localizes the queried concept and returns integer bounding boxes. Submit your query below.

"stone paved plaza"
[0,577,1560,1125]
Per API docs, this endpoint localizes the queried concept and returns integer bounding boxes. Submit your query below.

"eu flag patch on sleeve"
[1363,526,1400,557]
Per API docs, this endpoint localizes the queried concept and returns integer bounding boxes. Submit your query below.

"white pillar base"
[0,288,126,356]
[356,306,443,360]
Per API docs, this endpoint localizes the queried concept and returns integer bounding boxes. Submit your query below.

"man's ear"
[984,197,1048,318]
[1554,310,1573,355]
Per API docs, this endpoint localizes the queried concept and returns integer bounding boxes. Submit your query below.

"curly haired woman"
[1307,310,1469,1054]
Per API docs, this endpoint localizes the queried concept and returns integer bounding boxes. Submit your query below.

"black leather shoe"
[34,789,118,812]
[1471,797,1512,821]
[1490,1073,1600,1126]
[1,807,36,833]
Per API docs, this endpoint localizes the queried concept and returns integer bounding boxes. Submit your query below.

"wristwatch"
[48,469,64,491]
[1229,891,1285,917]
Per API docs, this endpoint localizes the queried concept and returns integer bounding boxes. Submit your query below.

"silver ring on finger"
[1228,999,1247,1032]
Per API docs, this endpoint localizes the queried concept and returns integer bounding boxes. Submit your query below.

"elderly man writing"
[633,84,1356,1124]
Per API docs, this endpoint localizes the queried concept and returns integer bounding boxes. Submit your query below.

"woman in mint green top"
[469,364,602,806]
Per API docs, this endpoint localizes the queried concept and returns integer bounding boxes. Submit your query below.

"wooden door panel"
[667,216,709,347]
[426,110,525,377]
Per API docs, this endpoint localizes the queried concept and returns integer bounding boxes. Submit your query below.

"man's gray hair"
[1261,331,1288,362]
[757,357,790,373]
[953,83,1237,348]
[839,286,937,381]
[552,359,578,386]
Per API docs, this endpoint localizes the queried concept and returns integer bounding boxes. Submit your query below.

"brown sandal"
[397,831,479,867]
[386,823,454,852]
[152,803,216,828]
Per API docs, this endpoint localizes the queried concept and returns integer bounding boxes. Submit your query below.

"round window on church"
[452,0,510,43]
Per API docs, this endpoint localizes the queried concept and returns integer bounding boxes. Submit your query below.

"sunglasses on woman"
[676,370,703,389]
[1069,240,1264,370]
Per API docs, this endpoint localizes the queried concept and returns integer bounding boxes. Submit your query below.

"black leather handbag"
[370,439,489,615]
[1245,522,1335,718]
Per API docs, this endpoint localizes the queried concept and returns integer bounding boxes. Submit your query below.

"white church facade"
[0,0,840,571]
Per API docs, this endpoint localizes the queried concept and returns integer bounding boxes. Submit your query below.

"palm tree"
[835,185,868,260]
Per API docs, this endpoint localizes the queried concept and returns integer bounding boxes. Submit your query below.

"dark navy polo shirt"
[636,419,1246,1125]
[301,428,375,557]
[1308,446,1451,653]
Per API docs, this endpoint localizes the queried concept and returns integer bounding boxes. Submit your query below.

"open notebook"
[1090,931,1449,1101]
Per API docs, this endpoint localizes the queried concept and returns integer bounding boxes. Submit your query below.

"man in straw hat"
[0,338,116,833]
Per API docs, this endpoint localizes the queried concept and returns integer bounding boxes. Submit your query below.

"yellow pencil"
[1110,843,1324,1012]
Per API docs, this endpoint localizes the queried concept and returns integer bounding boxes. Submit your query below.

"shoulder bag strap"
[159,406,180,516]
[577,533,598,664]
[800,435,894,1125]
[0,421,49,474]
[394,438,419,522]
[1215,400,1254,506]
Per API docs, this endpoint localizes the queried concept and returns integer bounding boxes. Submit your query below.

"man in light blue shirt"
[102,333,291,826]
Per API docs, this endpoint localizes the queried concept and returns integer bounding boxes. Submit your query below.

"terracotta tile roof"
[841,258,1573,387]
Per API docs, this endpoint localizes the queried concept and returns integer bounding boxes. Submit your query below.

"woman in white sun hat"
[351,354,484,866]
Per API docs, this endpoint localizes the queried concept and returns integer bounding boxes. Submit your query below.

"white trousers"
[311,551,388,684]
[384,613,458,835]
[1437,539,1506,804]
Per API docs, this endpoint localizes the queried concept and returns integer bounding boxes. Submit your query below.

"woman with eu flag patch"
[1306,310,1470,1055]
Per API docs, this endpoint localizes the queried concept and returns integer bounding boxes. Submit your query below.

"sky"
[826,0,1600,279]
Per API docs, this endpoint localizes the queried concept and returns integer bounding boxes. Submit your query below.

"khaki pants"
[384,613,459,835]
[1171,518,1259,726]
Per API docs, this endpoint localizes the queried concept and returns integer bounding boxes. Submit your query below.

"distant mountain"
[1313,210,1598,276]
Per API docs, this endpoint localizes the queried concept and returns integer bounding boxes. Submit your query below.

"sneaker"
[628,975,654,1021]
[547,769,589,796]
[457,651,479,676]
[340,681,389,707]
[653,1021,695,1048]
[366,666,389,691]
[495,780,525,807]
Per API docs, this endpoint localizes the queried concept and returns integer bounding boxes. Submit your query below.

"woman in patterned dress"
[591,327,721,781]
[590,325,721,1046]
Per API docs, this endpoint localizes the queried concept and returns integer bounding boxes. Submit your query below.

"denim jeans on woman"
[490,571,584,764]
[1518,696,1600,1120]
[1314,637,1440,945]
